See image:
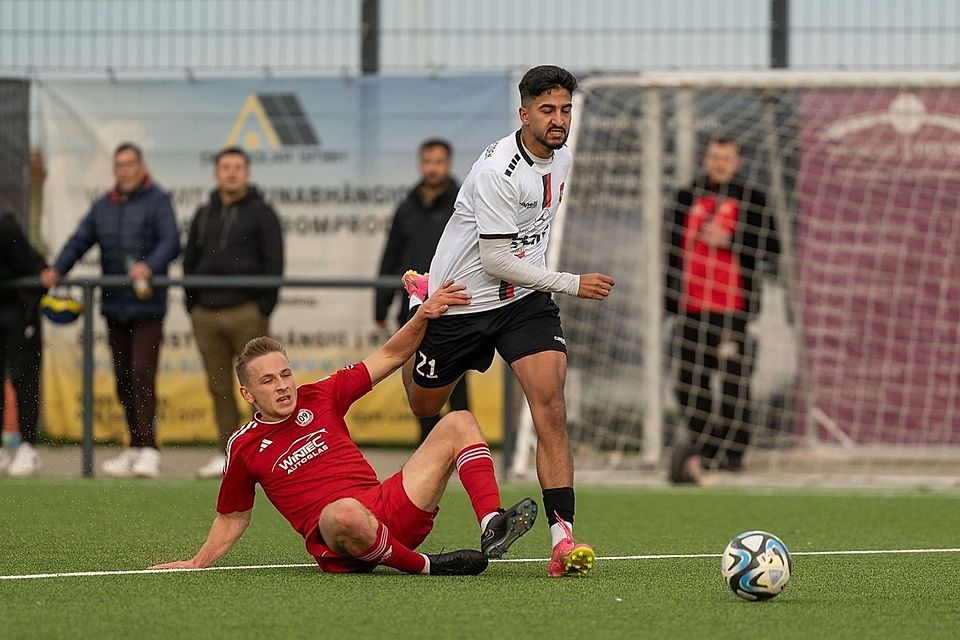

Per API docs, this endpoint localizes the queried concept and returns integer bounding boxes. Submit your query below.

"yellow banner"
[41,310,504,445]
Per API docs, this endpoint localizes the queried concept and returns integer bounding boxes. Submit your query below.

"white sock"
[420,553,430,575]
[550,521,572,547]
[480,512,498,531]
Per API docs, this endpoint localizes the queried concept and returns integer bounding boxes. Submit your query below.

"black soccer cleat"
[427,549,489,576]
[480,497,538,559]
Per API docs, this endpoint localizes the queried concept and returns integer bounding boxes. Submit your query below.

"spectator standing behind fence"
[664,137,780,485]
[0,212,47,476]
[375,139,469,443]
[184,147,284,479]
[40,143,180,478]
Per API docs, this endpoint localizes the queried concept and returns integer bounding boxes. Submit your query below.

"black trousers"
[674,311,754,466]
[106,317,163,449]
[0,306,42,444]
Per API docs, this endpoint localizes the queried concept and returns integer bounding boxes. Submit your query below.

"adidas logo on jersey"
[259,438,273,452]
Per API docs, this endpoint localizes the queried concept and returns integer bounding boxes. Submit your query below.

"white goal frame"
[508,70,960,482]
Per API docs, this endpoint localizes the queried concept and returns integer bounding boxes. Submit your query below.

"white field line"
[2,547,959,581]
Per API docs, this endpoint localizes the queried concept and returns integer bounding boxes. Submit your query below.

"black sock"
[542,487,575,526]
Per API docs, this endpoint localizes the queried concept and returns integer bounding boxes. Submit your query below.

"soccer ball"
[721,530,792,601]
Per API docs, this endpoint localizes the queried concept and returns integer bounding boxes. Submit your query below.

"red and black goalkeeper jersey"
[665,177,781,318]
[680,194,745,313]
[216,362,379,539]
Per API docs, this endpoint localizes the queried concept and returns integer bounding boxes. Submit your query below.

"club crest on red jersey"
[296,409,314,426]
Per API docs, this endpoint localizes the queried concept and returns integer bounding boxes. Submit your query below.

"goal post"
[509,71,960,486]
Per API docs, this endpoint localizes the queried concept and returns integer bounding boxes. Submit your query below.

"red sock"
[455,443,501,525]
[356,521,427,574]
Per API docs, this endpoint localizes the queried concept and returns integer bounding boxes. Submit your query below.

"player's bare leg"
[317,496,487,576]
[402,410,537,558]
[401,356,461,418]
[511,350,595,577]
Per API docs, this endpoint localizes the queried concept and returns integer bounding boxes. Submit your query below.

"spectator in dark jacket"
[665,137,780,484]
[374,139,469,442]
[183,147,283,478]
[41,142,180,478]
[0,212,47,476]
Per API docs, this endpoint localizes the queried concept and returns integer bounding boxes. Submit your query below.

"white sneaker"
[196,454,226,479]
[131,447,161,478]
[0,449,10,474]
[101,447,142,477]
[7,442,39,477]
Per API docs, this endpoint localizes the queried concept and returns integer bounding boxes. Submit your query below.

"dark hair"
[114,142,143,161]
[518,65,578,104]
[419,138,453,157]
[215,146,251,167]
[708,136,739,150]
[236,336,287,385]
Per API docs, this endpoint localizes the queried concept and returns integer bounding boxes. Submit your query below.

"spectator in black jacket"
[184,147,284,478]
[375,139,469,442]
[0,212,46,476]
[665,137,780,484]
[41,143,181,478]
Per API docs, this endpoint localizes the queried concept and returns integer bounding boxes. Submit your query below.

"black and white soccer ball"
[721,530,792,601]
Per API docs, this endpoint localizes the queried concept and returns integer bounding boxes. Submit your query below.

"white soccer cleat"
[196,453,226,479]
[101,447,142,477]
[132,447,161,478]
[7,442,39,477]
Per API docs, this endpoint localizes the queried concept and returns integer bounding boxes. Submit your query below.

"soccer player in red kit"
[148,281,537,575]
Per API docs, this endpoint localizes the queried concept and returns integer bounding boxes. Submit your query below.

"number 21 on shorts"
[415,351,438,379]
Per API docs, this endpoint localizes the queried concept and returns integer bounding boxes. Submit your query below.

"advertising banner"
[796,90,960,444]
[38,76,513,444]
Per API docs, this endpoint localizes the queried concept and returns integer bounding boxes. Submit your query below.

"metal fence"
[1,0,958,76]
[0,274,525,479]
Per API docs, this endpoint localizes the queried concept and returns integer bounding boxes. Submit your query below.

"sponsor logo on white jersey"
[272,428,329,475]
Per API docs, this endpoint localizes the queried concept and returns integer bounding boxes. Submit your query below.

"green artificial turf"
[1,480,959,639]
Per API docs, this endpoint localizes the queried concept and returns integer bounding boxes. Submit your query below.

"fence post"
[771,0,789,68]
[361,0,380,74]
[81,283,95,477]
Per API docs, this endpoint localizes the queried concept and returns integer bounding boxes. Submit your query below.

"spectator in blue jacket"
[41,143,180,478]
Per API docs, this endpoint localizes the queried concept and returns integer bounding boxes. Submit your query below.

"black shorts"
[412,291,566,388]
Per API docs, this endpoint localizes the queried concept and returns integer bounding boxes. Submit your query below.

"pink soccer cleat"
[547,516,595,577]
[402,270,430,305]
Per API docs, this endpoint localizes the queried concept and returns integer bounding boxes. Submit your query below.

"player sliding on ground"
[401,65,615,577]
[148,281,537,576]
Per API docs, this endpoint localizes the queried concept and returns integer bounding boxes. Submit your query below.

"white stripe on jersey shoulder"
[224,420,258,472]
[308,363,357,385]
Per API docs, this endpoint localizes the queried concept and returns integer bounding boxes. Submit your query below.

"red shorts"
[304,470,438,573]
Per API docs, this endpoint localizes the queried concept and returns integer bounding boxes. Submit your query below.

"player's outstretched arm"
[147,509,252,570]
[363,280,470,386]
[478,237,615,300]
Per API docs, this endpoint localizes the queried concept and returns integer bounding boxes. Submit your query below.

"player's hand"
[418,279,470,319]
[147,559,201,570]
[701,219,732,248]
[577,273,615,300]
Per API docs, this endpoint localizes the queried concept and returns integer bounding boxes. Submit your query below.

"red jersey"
[216,362,379,539]
[681,195,745,313]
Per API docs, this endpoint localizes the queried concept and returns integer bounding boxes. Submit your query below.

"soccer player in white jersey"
[401,65,615,577]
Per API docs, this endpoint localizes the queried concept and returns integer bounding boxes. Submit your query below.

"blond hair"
[235,336,287,385]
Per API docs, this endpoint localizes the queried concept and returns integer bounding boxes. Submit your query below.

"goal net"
[510,72,960,487]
